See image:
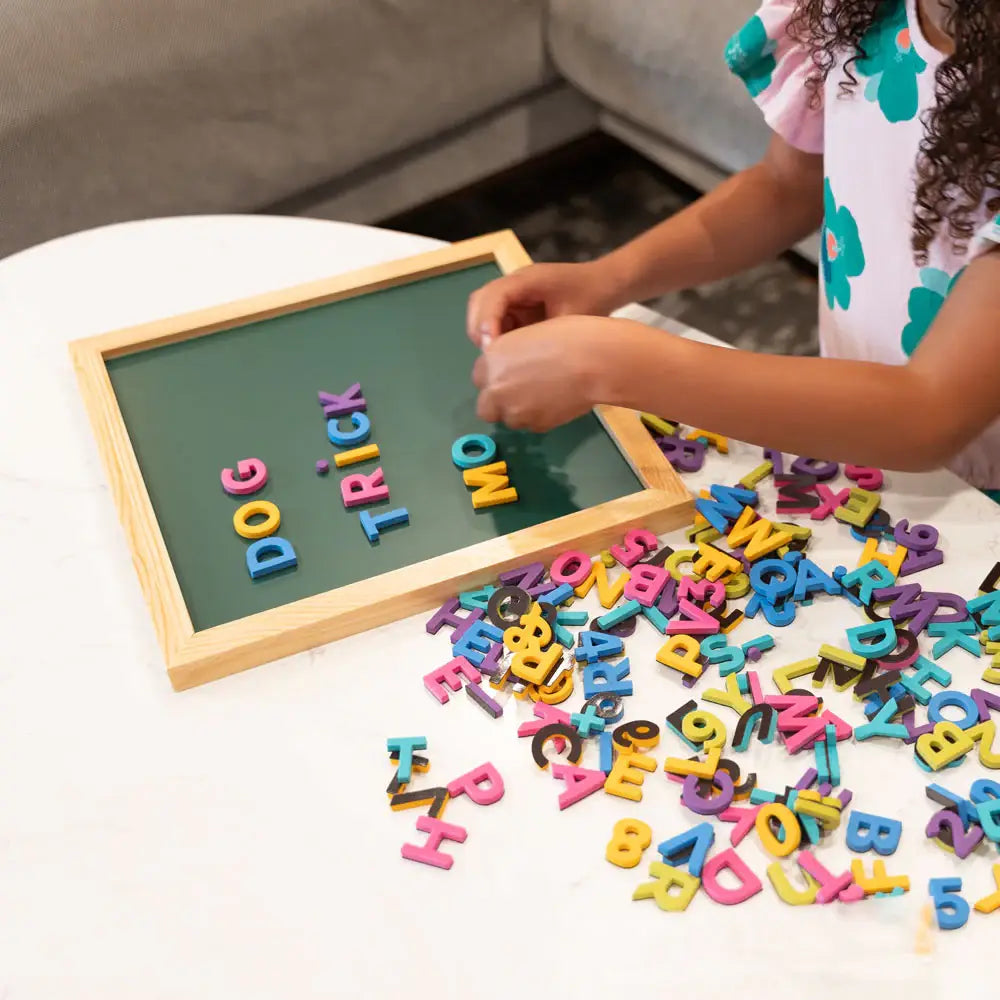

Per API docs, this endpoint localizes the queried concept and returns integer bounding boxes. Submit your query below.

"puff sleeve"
[725,1,824,154]
[971,212,1000,260]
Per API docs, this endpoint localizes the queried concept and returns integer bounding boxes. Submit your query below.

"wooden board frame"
[70,230,693,690]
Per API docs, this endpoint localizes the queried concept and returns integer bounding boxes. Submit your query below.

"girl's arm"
[604,248,1000,471]
[473,249,1000,473]
[599,134,825,304]
[466,134,823,343]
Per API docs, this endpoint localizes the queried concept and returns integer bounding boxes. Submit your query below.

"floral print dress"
[726,0,1000,489]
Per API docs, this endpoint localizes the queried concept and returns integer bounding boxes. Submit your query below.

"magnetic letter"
[245,536,297,579]
[327,411,371,447]
[220,458,268,495]
[447,763,504,805]
[341,467,390,508]
[401,816,467,870]
[423,656,482,705]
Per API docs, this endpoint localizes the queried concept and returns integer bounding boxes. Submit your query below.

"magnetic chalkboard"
[72,232,691,689]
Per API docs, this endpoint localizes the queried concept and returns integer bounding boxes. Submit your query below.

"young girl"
[467,0,1000,491]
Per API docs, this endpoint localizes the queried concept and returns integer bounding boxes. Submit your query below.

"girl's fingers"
[467,286,505,345]
[471,354,488,390]
[468,275,530,344]
[466,289,483,345]
[476,388,501,425]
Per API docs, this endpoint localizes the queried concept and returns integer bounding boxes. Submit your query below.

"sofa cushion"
[547,0,769,178]
[0,0,554,258]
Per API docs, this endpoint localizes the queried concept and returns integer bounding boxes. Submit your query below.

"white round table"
[1,216,995,998]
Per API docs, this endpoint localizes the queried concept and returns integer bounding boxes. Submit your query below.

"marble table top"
[1,216,997,998]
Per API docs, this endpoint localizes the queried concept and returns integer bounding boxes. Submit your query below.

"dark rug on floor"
[381,134,819,356]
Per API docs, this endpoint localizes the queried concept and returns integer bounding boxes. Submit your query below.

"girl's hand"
[471,315,628,432]
[466,261,624,348]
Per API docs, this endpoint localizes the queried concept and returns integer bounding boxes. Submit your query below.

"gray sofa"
[0,0,767,261]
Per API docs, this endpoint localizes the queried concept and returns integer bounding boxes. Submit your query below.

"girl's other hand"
[466,261,623,348]
[471,315,632,432]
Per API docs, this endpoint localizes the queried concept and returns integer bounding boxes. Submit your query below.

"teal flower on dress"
[981,213,1000,244]
[725,15,777,97]
[901,267,964,355]
[821,179,866,310]
[854,0,927,123]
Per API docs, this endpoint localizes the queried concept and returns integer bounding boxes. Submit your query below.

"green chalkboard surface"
[107,262,642,632]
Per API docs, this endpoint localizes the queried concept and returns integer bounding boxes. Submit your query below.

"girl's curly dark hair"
[788,0,1000,263]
